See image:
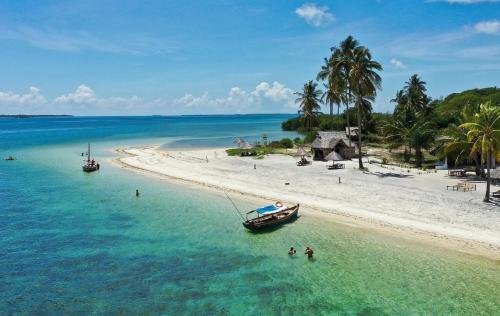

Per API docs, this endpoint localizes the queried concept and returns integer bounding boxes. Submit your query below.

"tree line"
[289,35,500,202]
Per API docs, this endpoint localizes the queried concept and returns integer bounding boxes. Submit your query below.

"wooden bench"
[447,183,476,192]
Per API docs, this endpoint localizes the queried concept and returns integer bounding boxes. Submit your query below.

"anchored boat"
[82,143,99,172]
[243,202,299,231]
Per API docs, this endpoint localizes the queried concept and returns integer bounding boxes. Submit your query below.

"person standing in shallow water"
[135,189,140,197]
[305,247,314,259]
[288,247,296,256]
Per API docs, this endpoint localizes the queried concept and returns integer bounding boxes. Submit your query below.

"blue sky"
[0,0,499,115]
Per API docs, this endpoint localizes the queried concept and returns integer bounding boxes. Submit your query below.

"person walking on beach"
[305,247,314,259]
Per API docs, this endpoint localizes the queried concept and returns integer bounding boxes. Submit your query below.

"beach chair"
[328,163,345,170]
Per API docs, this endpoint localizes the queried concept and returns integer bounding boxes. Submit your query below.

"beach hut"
[311,131,355,160]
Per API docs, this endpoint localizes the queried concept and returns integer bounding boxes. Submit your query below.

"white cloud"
[1,81,296,115]
[390,58,406,69]
[252,81,294,102]
[0,86,47,106]
[53,84,96,104]
[473,20,500,34]
[175,81,295,112]
[295,3,334,27]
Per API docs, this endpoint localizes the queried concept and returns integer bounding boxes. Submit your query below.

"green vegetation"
[294,81,323,130]
[446,102,500,202]
[311,36,382,169]
[435,87,500,119]
[381,74,437,168]
[279,35,500,200]
[226,137,295,157]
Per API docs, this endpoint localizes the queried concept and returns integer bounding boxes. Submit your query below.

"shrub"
[293,137,303,145]
[304,130,318,144]
[280,138,293,148]
[269,141,282,148]
[281,117,303,131]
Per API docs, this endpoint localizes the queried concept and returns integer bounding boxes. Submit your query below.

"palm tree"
[349,46,382,169]
[402,74,430,125]
[317,50,345,128]
[295,80,323,130]
[443,105,482,176]
[407,120,436,167]
[338,36,359,146]
[459,102,500,202]
[382,114,412,161]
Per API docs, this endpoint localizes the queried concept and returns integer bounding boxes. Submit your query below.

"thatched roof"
[325,151,343,161]
[311,131,353,149]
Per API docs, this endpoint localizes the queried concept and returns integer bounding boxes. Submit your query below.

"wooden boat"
[82,143,99,172]
[243,204,299,231]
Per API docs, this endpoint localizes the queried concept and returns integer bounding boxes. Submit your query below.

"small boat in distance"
[4,156,15,161]
[243,202,299,231]
[82,143,99,172]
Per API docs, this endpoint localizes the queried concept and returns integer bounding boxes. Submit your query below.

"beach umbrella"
[241,141,254,149]
[294,146,307,157]
[233,138,243,147]
[325,151,343,163]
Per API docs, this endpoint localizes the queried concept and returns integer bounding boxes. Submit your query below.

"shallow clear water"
[1,116,499,315]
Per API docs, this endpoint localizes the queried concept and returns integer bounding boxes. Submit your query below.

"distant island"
[0,114,73,118]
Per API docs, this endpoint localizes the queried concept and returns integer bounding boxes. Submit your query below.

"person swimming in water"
[288,247,296,256]
[305,247,314,259]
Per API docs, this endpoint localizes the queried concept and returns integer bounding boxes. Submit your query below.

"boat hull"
[82,165,98,172]
[243,204,299,231]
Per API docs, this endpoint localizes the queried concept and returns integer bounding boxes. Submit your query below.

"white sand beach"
[115,145,500,258]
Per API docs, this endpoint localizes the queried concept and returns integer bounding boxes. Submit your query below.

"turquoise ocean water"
[1,115,499,315]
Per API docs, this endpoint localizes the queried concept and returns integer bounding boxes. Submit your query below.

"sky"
[0,0,499,115]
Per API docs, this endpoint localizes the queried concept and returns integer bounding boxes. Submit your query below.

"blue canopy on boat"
[256,204,280,214]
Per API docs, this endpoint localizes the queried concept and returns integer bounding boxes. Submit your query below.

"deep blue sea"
[1,115,499,315]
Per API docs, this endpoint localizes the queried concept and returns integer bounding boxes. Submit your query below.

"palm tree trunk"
[415,147,423,168]
[330,102,334,130]
[474,154,481,176]
[484,151,491,202]
[356,99,364,169]
[345,89,351,148]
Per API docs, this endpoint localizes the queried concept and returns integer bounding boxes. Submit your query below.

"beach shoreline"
[112,145,500,260]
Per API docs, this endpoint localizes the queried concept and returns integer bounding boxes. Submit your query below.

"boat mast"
[87,143,91,163]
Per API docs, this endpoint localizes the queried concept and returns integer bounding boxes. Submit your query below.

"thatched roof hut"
[311,131,355,160]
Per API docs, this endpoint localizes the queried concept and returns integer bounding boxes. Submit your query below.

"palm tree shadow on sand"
[364,171,414,178]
